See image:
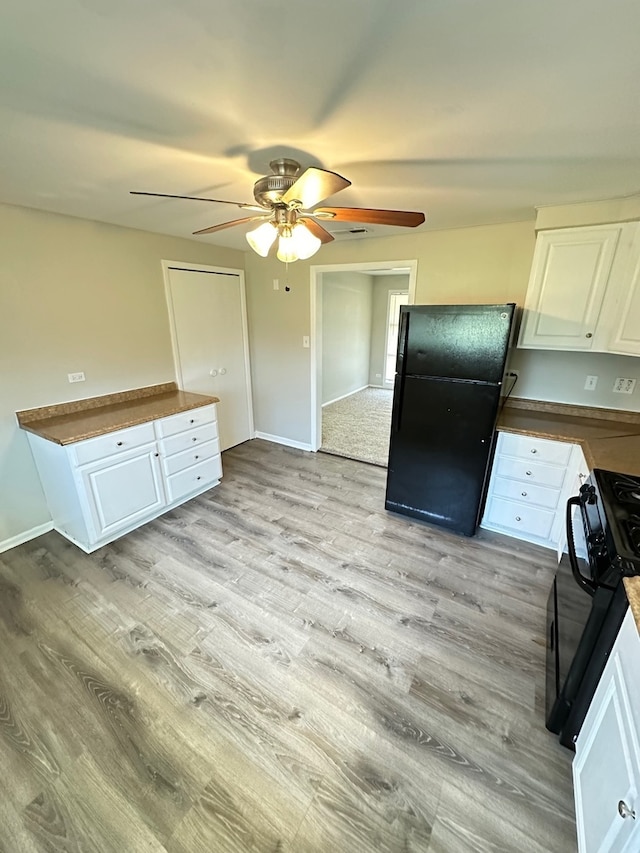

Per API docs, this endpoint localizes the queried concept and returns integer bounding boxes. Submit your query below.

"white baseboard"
[254,432,314,452]
[322,385,369,408]
[0,521,54,554]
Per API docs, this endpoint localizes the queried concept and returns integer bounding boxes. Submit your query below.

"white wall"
[321,272,373,405]
[0,202,245,549]
[369,275,409,386]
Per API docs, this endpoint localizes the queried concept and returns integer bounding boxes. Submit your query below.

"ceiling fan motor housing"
[253,158,302,208]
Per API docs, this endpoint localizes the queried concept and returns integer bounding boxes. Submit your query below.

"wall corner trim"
[0,522,54,554]
[253,432,314,452]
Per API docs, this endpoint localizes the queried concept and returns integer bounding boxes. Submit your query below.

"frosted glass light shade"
[276,231,298,263]
[291,222,321,260]
[246,221,277,256]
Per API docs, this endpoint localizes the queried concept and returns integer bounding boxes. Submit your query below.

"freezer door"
[399,303,515,383]
[385,376,500,535]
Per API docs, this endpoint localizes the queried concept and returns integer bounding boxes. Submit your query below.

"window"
[385,291,410,384]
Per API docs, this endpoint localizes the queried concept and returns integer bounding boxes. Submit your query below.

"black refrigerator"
[385,303,515,536]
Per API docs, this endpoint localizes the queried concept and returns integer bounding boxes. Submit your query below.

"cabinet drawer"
[165,456,222,503]
[161,438,220,476]
[491,475,561,510]
[484,497,555,540]
[71,422,156,466]
[158,422,218,457]
[498,432,572,466]
[156,404,217,439]
[493,456,567,489]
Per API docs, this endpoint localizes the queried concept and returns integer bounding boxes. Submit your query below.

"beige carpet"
[320,386,393,467]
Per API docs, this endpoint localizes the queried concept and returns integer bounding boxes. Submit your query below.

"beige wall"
[321,272,373,405]
[0,202,244,547]
[244,220,536,443]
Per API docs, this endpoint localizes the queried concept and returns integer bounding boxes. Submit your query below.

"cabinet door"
[607,224,640,356]
[573,652,640,853]
[518,226,622,351]
[79,447,165,542]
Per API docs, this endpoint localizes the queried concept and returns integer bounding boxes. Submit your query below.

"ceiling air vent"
[333,227,369,236]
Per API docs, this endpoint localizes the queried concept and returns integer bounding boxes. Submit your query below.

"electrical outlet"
[302,336,310,348]
[612,377,636,394]
[584,375,598,391]
[68,372,85,383]
[273,279,279,290]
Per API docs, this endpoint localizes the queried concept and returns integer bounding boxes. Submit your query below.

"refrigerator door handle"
[397,309,410,375]
[392,309,411,431]
[392,371,406,431]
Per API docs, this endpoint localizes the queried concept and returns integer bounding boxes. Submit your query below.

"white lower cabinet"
[80,445,166,540]
[27,403,222,552]
[573,609,640,853]
[482,432,587,550]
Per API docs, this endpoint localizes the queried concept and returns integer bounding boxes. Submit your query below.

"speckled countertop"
[624,578,640,632]
[497,398,640,477]
[16,382,219,445]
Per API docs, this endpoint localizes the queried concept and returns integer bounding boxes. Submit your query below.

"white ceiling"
[2,0,640,250]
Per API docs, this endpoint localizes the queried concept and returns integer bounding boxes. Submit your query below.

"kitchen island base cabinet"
[27,404,222,553]
[573,609,640,853]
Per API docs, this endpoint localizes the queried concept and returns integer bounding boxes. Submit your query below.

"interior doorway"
[309,260,417,464]
[162,261,254,451]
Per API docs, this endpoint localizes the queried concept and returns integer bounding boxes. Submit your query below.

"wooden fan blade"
[282,168,351,209]
[300,218,334,244]
[193,216,265,235]
[314,207,425,227]
[130,191,264,211]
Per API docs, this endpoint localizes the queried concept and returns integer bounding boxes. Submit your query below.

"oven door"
[545,495,624,747]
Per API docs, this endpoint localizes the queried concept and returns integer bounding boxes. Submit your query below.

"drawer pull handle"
[116,441,123,447]
[195,455,199,460]
[196,476,201,481]
[525,471,532,476]
[192,437,198,442]
[618,800,636,820]
[530,449,537,454]
[585,332,593,339]
[515,516,522,522]
[155,453,159,458]
[521,491,527,497]
[190,419,195,424]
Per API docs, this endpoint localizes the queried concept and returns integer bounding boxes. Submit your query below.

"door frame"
[309,259,418,451]
[161,260,255,440]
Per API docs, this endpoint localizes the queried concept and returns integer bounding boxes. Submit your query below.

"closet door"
[165,266,253,451]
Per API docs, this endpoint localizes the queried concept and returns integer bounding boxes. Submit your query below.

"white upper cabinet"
[608,225,640,356]
[518,222,640,355]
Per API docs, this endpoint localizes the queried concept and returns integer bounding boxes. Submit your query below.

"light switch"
[303,336,310,348]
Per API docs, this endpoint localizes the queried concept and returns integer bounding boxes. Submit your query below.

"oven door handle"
[566,496,597,597]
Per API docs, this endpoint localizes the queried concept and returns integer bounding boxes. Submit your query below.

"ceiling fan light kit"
[131,157,425,265]
[245,221,277,257]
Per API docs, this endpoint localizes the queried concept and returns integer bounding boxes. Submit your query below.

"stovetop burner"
[590,469,640,574]
[612,474,640,507]
[624,514,640,557]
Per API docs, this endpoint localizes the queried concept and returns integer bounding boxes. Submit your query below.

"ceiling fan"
[131,158,425,263]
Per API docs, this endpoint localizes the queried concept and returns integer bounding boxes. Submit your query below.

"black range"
[546,468,640,749]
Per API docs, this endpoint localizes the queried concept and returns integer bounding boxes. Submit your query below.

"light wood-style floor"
[0,439,577,852]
